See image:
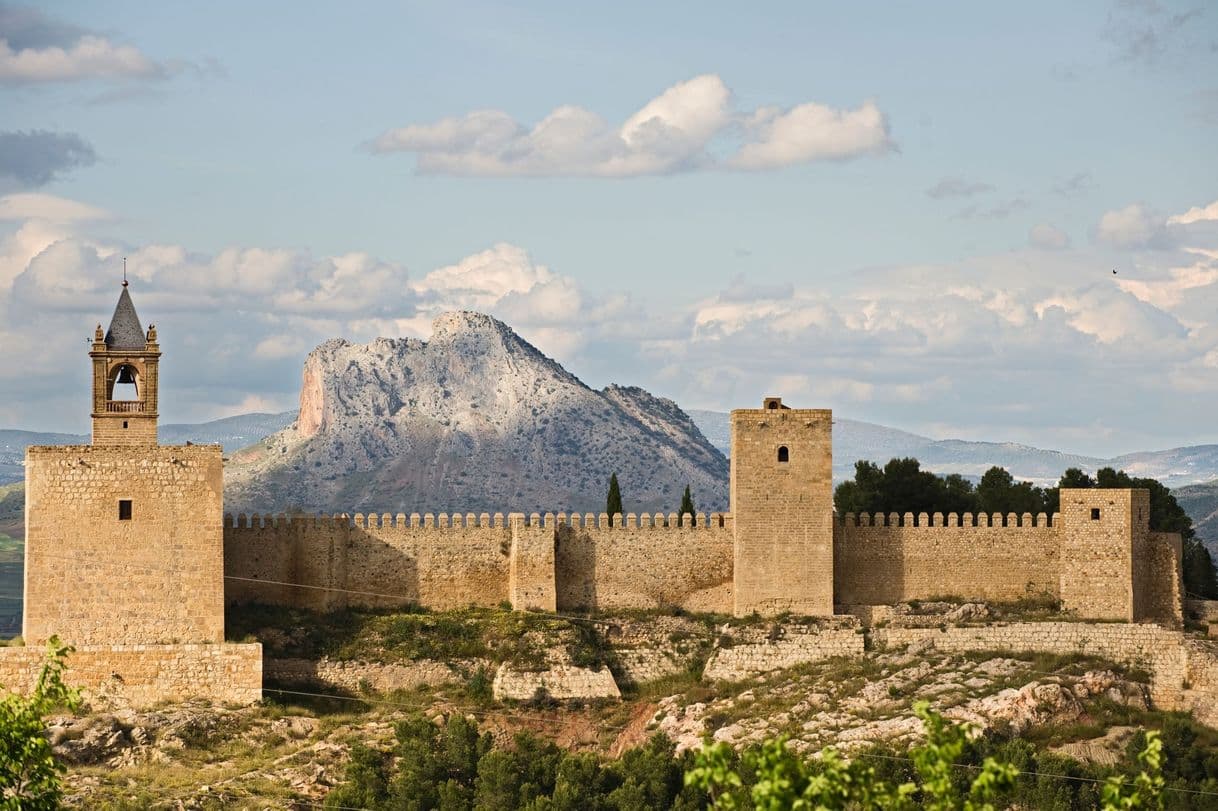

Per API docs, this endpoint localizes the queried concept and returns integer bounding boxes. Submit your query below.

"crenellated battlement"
[224,510,734,531]
[838,511,1059,528]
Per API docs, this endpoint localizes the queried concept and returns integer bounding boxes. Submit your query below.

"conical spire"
[104,283,145,349]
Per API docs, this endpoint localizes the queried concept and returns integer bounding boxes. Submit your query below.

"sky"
[0,1,1215,457]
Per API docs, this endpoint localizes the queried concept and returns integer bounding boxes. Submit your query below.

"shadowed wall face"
[730,403,834,617]
[833,514,1060,604]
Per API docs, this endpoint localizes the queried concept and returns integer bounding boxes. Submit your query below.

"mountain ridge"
[224,311,729,514]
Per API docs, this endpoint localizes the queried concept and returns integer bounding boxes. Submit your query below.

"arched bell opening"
[108,363,141,402]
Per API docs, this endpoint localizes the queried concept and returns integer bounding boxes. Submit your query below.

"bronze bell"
[115,365,137,385]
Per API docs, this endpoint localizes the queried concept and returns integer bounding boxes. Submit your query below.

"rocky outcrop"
[226,311,728,514]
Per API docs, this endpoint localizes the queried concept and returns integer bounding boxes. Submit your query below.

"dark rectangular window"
[118,499,133,520]
[122,420,128,429]
[1090,508,1100,520]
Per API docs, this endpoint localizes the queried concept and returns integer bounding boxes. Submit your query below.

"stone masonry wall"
[703,621,864,682]
[225,512,511,611]
[834,513,1060,605]
[1059,489,1141,621]
[555,513,733,613]
[228,511,734,614]
[492,663,620,701]
[24,445,225,646]
[511,517,557,612]
[0,643,261,709]
[872,623,1189,709]
[1139,532,1183,626]
[731,406,834,617]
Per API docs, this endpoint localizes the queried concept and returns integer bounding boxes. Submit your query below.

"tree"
[975,466,1049,519]
[877,458,946,516]
[0,636,82,811]
[686,702,1016,810]
[606,473,623,527]
[679,485,696,525]
[686,702,1165,811]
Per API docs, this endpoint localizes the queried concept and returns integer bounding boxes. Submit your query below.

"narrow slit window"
[1090,508,1101,521]
[777,446,790,463]
[118,499,133,521]
[122,420,128,429]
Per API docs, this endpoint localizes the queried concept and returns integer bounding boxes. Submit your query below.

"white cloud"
[369,75,894,177]
[729,99,893,170]
[2,196,1216,455]
[1095,202,1167,248]
[0,34,162,83]
[1167,200,1218,225]
[1117,258,1218,312]
[1028,223,1071,250]
[0,192,111,223]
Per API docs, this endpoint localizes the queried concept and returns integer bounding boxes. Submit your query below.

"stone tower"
[24,282,226,647]
[730,397,834,616]
[1057,487,1150,622]
[90,281,160,446]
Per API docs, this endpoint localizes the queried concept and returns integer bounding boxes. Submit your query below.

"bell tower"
[90,280,160,446]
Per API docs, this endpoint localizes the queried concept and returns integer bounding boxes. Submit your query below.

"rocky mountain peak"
[227,312,728,515]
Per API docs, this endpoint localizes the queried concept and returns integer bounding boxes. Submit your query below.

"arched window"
[778,445,789,463]
[109,364,139,401]
[767,401,779,409]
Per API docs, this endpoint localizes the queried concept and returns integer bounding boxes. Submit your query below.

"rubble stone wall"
[0,643,261,709]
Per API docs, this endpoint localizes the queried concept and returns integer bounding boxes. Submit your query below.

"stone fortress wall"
[226,491,1182,628]
[833,512,1061,606]
[225,397,1184,626]
[225,511,736,615]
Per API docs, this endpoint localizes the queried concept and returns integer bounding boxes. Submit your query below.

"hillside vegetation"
[48,601,1218,808]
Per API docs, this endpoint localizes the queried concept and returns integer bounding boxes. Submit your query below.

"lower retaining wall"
[872,623,1191,709]
[265,656,482,693]
[0,642,262,708]
[492,663,620,701]
[703,623,865,682]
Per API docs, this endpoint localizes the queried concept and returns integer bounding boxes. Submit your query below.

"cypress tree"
[679,485,696,525]
[606,473,622,526]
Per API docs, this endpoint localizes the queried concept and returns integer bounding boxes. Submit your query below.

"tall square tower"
[1058,487,1148,622]
[730,397,834,616]
[23,282,225,646]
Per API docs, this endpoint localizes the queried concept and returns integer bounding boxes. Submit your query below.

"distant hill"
[686,411,1218,489]
[1174,481,1218,559]
[0,412,298,486]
